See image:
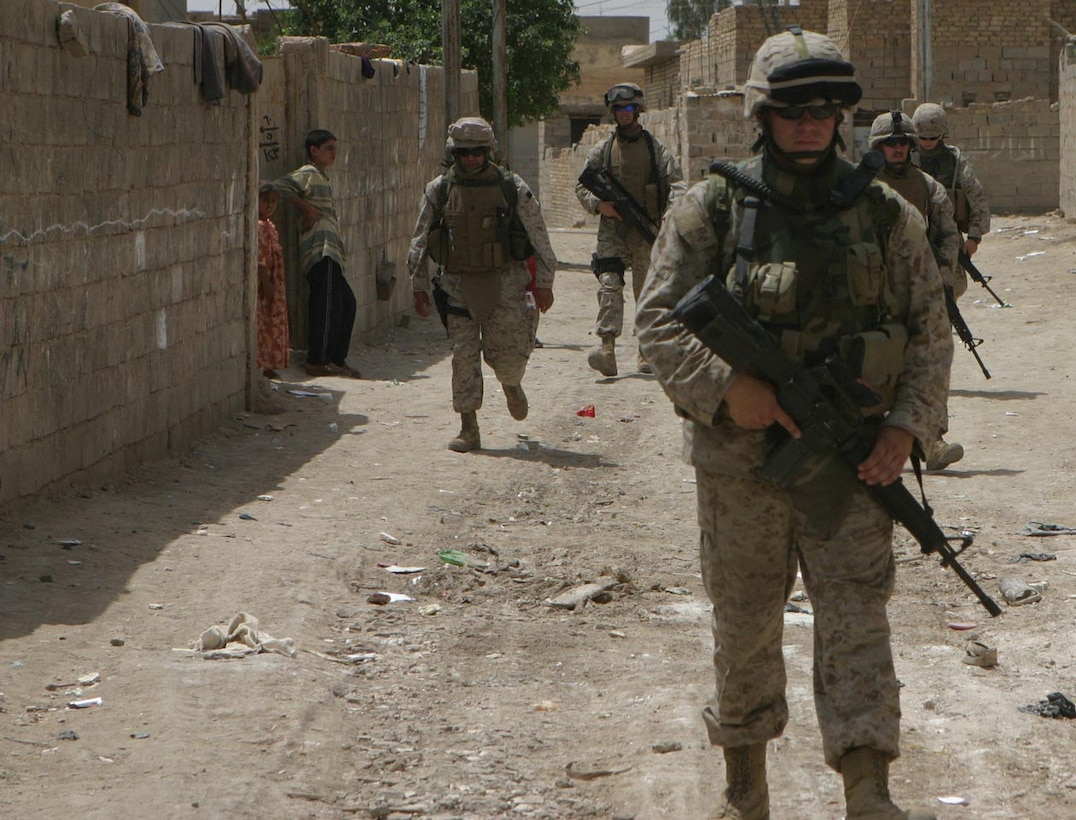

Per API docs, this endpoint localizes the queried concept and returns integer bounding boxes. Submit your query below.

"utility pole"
[442,0,461,129]
[917,0,933,101]
[492,0,508,165]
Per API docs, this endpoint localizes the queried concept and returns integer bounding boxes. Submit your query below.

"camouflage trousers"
[694,468,902,770]
[594,229,653,338]
[447,301,533,414]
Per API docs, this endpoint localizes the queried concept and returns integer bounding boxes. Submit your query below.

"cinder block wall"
[830,0,911,115]
[0,0,255,505]
[1060,43,1076,216]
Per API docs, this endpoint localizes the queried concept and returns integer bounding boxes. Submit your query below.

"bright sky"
[185,1,674,42]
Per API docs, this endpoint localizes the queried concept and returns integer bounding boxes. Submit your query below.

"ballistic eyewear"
[881,137,912,147]
[771,102,840,121]
[612,103,639,113]
[454,147,487,157]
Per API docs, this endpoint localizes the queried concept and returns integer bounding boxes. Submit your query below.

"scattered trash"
[1016,251,1045,261]
[366,592,413,605]
[1018,521,1076,536]
[437,549,489,569]
[193,612,297,658]
[68,697,102,709]
[379,531,402,545]
[148,603,164,610]
[545,578,617,610]
[565,761,633,781]
[652,741,682,754]
[130,732,150,740]
[1007,552,1056,563]
[257,495,274,501]
[1000,577,1042,606]
[784,602,811,615]
[67,560,82,567]
[533,700,558,712]
[377,563,426,574]
[419,604,441,616]
[947,622,977,631]
[516,433,540,451]
[58,730,79,741]
[576,404,596,417]
[1019,691,1076,718]
[287,390,333,401]
[663,586,692,596]
[238,513,257,521]
[46,672,100,691]
[938,796,970,806]
[56,539,81,548]
[962,641,998,668]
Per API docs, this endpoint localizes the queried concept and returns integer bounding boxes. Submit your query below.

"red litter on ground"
[576,404,596,417]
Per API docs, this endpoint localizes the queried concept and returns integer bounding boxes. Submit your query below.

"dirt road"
[2,215,1076,819]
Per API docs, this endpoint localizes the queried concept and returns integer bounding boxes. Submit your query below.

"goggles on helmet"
[606,85,639,104]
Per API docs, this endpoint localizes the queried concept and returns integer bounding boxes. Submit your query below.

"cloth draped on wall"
[162,21,264,104]
[93,3,164,116]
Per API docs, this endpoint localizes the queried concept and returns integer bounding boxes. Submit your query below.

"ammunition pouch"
[428,225,449,265]
[501,208,534,262]
[591,253,626,286]
[838,321,908,417]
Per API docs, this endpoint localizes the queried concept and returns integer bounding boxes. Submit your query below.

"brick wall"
[0,1,472,506]
[1060,42,1076,215]
[831,0,912,115]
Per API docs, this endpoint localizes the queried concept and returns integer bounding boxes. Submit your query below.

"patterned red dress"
[257,218,290,372]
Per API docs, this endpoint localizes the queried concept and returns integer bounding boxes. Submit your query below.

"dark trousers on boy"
[306,256,356,367]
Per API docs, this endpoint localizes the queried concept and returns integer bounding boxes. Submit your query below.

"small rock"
[110,637,125,647]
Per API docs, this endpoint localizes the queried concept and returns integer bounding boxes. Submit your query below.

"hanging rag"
[94,3,164,116]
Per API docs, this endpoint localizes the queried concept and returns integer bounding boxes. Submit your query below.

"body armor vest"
[917,145,968,231]
[442,166,510,275]
[604,131,662,222]
[879,166,930,219]
[709,154,905,417]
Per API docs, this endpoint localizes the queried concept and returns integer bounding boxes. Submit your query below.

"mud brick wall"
[830,0,912,115]
[1057,43,1076,215]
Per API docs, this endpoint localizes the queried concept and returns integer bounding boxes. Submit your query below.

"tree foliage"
[667,0,733,42]
[279,0,582,127]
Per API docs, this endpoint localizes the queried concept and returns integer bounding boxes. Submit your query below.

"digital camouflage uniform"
[636,27,950,820]
[407,135,555,420]
[912,103,991,249]
[575,130,682,336]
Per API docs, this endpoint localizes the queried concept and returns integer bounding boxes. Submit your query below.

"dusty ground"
[3,214,1076,820]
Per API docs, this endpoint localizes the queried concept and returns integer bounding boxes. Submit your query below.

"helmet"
[912,103,948,139]
[744,26,862,117]
[869,110,919,149]
[446,117,497,152]
[604,82,646,112]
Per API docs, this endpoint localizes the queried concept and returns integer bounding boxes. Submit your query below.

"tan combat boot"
[924,437,964,471]
[504,385,528,420]
[718,744,769,820]
[637,350,653,374]
[841,747,936,820]
[448,411,481,453]
[587,334,617,377]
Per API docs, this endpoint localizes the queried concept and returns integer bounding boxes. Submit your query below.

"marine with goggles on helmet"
[636,26,951,820]
[575,82,683,377]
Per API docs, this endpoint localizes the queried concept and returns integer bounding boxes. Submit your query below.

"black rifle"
[944,286,991,379]
[958,249,1007,306]
[578,164,658,244]
[673,274,1002,616]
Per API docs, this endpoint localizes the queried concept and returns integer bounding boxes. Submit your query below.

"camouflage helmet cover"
[446,117,497,152]
[744,27,862,117]
[912,103,948,139]
[604,82,646,112]
[869,110,919,149]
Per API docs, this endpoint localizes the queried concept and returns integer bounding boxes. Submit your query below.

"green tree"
[279,0,581,127]
[667,0,733,42]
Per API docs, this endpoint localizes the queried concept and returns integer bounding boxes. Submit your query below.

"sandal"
[332,361,362,379]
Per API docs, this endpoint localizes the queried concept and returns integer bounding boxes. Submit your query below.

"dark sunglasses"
[612,103,639,113]
[454,147,487,157]
[772,102,839,121]
[881,137,912,147]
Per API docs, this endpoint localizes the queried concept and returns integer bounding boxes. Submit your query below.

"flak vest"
[708,155,906,418]
[917,145,969,231]
[442,166,512,275]
[603,131,663,223]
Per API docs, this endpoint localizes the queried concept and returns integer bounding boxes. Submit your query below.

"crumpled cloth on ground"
[195,612,296,659]
[1019,691,1076,718]
[1007,551,1057,563]
[999,576,1043,606]
[1018,521,1076,536]
[94,3,164,116]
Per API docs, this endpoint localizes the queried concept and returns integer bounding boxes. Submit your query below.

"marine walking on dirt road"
[575,82,682,377]
[636,26,953,820]
[407,117,556,453]
[870,110,965,472]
